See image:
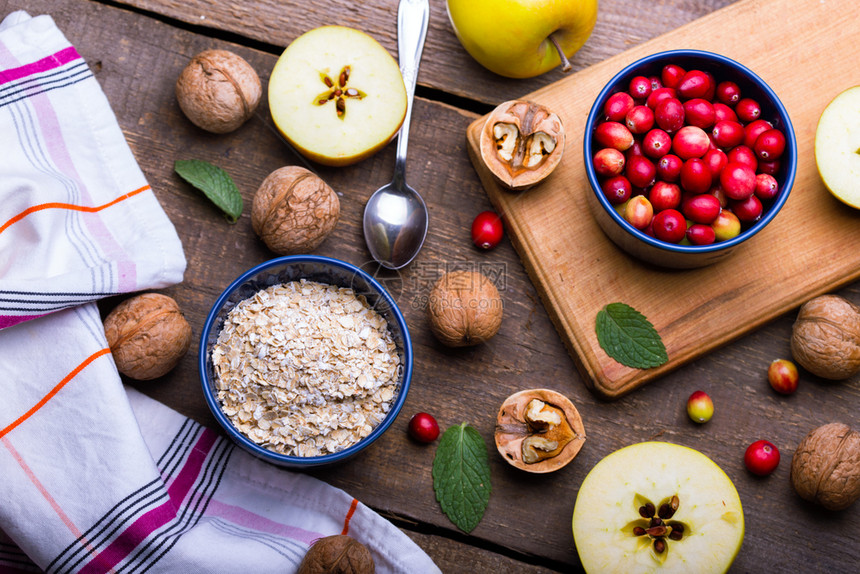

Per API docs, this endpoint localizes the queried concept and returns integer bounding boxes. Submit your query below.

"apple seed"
[313,66,366,119]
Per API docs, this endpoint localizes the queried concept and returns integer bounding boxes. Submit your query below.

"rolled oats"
[212,279,401,457]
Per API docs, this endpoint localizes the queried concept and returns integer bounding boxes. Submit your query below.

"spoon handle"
[394,0,429,182]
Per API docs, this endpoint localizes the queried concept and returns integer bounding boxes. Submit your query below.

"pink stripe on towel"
[0,46,80,86]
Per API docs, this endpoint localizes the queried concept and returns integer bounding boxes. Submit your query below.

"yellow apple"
[572,442,744,573]
[815,85,860,208]
[446,0,597,79]
[268,26,407,167]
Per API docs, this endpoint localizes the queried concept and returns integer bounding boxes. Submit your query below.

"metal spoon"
[363,0,429,270]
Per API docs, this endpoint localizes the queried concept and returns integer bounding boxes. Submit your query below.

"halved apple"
[268,26,407,167]
[815,85,860,208]
[572,442,744,574]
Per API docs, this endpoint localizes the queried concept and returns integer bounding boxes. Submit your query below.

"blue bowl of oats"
[199,255,413,468]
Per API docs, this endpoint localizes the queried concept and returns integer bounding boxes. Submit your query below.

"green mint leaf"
[596,302,668,369]
[174,159,243,223]
[432,422,492,533]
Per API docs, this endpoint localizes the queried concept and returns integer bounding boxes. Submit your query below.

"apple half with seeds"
[572,442,744,574]
[815,85,860,208]
[268,26,407,167]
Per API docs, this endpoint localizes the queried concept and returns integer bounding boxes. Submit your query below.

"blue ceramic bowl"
[199,255,412,468]
[584,49,797,268]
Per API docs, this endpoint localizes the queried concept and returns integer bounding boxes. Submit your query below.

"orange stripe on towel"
[0,184,150,235]
[341,498,359,536]
[0,347,111,440]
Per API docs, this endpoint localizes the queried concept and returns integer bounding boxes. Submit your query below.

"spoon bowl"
[363,0,430,270]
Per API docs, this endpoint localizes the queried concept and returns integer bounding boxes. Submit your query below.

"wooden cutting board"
[466,0,860,399]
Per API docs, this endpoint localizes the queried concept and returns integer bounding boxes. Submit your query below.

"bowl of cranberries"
[584,49,797,268]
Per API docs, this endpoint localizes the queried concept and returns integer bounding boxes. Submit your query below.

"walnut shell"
[175,49,261,134]
[790,423,860,511]
[495,389,586,474]
[103,293,192,380]
[427,270,502,347]
[298,535,375,574]
[790,295,860,379]
[479,99,565,191]
[251,166,340,254]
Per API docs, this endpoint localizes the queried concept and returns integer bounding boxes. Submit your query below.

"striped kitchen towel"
[0,10,440,574]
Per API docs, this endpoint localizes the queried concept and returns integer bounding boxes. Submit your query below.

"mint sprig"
[174,159,243,223]
[432,422,491,533]
[596,302,668,369]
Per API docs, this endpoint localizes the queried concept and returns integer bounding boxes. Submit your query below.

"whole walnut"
[175,49,261,133]
[251,166,340,254]
[103,293,192,380]
[427,270,502,347]
[297,535,375,574]
[790,423,860,511]
[790,294,860,379]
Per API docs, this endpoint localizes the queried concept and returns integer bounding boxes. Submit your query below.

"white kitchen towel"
[0,10,440,574]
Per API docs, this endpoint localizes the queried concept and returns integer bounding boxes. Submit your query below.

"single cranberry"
[646,87,677,110]
[711,120,745,149]
[651,209,687,243]
[726,145,758,172]
[732,194,763,223]
[768,359,799,395]
[742,119,773,149]
[754,128,786,161]
[626,155,657,188]
[682,193,721,224]
[604,91,635,122]
[656,154,683,182]
[713,103,738,123]
[643,128,673,158]
[712,209,741,241]
[686,223,716,245]
[680,158,712,194]
[624,195,654,229]
[672,126,710,160]
[595,121,634,151]
[408,412,440,443]
[626,105,655,134]
[649,181,682,212]
[757,159,781,176]
[626,139,645,159]
[735,97,762,122]
[593,148,626,177]
[661,64,686,89]
[702,148,728,183]
[754,173,779,201]
[629,75,653,100]
[471,211,504,250]
[654,98,685,132]
[683,98,716,129]
[677,69,712,100]
[720,162,757,200]
[709,185,729,208]
[601,175,633,205]
[744,440,780,476]
[648,75,663,91]
[715,80,741,105]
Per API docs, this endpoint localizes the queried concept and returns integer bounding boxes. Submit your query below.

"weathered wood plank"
[2,0,858,571]
[109,0,738,107]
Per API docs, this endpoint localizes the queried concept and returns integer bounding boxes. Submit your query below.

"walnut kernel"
[427,270,502,347]
[251,166,340,254]
[103,293,192,380]
[298,535,375,574]
[790,422,860,511]
[790,294,860,379]
[175,49,261,133]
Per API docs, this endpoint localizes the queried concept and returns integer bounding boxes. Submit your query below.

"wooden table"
[5,0,858,571]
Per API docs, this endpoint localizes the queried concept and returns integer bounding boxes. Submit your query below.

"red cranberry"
[758,158,781,176]
[711,120,745,149]
[642,129,672,158]
[726,145,758,172]
[742,119,773,149]
[709,185,729,208]
[682,193,721,224]
[605,91,635,122]
[683,98,716,129]
[732,194,763,223]
[654,98,685,132]
[716,80,741,105]
[651,209,687,243]
[649,181,682,212]
[735,97,762,122]
[702,148,728,182]
[624,195,653,229]
[626,105,655,134]
[629,75,653,100]
[744,440,780,476]
[471,211,504,250]
[626,139,645,159]
[754,173,779,201]
[408,412,440,443]
[656,154,683,182]
[720,162,756,200]
[661,64,686,89]
[625,155,657,188]
[601,175,633,205]
[686,223,716,245]
[672,126,710,160]
[677,69,712,100]
[646,87,677,110]
[595,121,634,151]
[648,75,663,91]
[754,128,786,161]
[680,158,712,194]
[713,103,738,123]
[593,148,626,177]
